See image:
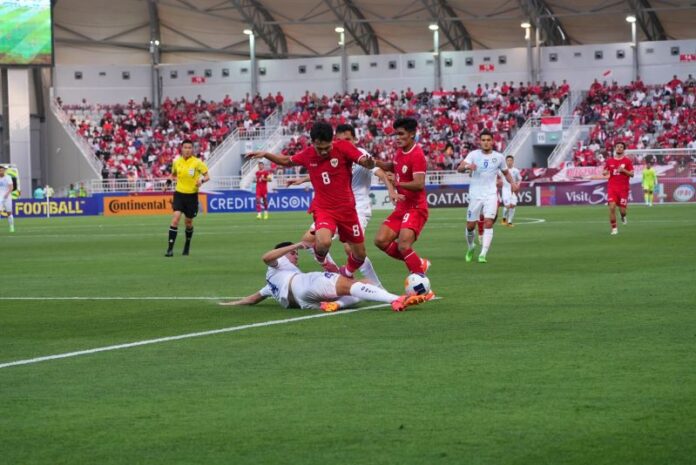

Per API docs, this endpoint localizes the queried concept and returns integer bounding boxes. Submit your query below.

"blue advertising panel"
[207,189,313,213]
[13,197,102,218]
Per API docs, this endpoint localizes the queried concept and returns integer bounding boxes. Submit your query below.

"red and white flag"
[602,69,613,78]
[541,116,562,132]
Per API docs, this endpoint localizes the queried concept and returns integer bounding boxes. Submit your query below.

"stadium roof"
[53,0,696,63]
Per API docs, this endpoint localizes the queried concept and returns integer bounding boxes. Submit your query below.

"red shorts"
[607,187,629,207]
[256,189,267,198]
[313,209,364,244]
[384,207,429,238]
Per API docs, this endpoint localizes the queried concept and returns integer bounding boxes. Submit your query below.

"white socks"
[358,256,382,288]
[7,215,14,228]
[349,282,399,303]
[333,296,361,309]
[507,208,515,224]
[481,228,493,256]
[466,229,476,250]
[503,207,508,220]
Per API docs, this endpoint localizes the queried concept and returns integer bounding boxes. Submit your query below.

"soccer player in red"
[255,161,271,220]
[247,121,375,276]
[603,141,634,235]
[374,118,430,276]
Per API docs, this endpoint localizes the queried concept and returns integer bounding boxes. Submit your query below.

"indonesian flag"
[602,69,613,78]
[541,116,562,132]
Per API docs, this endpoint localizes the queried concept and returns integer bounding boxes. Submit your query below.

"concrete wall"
[53,39,696,104]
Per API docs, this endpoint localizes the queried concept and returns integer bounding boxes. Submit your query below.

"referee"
[165,139,209,257]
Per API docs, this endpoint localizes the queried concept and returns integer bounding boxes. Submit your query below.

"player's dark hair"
[274,241,294,249]
[444,142,455,152]
[335,124,356,137]
[480,130,493,139]
[506,155,514,160]
[393,118,418,133]
[181,139,194,146]
[310,122,334,143]
[614,141,626,149]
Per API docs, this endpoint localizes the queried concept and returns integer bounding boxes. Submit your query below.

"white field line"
[0,298,440,369]
[0,296,242,301]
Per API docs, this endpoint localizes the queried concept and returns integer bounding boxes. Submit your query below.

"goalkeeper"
[642,159,658,207]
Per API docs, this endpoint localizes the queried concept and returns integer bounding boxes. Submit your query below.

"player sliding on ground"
[458,130,519,263]
[285,123,396,287]
[219,241,433,312]
[247,121,375,279]
[603,141,634,235]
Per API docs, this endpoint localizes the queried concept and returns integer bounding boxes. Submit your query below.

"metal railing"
[205,107,282,168]
[503,118,535,156]
[79,169,477,194]
[51,99,104,175]
[547,124,593,168]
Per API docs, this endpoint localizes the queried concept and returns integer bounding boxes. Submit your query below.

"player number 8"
[352,225,361,236]
[321,172,331,184]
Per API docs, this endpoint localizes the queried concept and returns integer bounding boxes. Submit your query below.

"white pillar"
[432,27,441,91]
[8,69,32,197]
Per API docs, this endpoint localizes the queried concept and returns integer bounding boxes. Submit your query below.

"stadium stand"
[572,75,696,167]
[60,93,281,179]
[274,81,569,175]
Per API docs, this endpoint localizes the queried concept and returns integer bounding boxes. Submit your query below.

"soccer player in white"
[219,241,431,312]
[501,155,522,227]
[0,165,16,233]
[457,130,518,263]
[287,124,397,287]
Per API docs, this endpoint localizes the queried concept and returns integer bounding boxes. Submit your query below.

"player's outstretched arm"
[247,151,296,167]
[286,176,310,187]
[262,241,310,266]
[219,292,267,306]
[357,155,375,170]
[375,160,395,172]
[374,168,404,204]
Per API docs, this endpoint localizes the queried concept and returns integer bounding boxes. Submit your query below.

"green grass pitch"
[0,3,52,65]
[1,205,695,464]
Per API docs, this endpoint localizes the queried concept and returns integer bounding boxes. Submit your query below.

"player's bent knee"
[335,276,354,295]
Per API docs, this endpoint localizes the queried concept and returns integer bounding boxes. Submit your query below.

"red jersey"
[255,170,271,194]
[605,156,633,192]
[394,143,428,210]
[290,139,366,213]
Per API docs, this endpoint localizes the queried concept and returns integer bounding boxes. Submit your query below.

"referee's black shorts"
[173,192,199,218]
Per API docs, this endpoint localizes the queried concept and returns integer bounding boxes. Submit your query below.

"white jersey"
[351,148,376,216]
[501,167,521,194]
[465,149,507,199]
[258,256,300,308]
[0,175,13,197]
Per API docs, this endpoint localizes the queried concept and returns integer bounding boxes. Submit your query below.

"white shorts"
[290,271,340,309]
[310,212,371,239]
[467,196,499,221]
[1,197,12,214]
[502,189,518,207]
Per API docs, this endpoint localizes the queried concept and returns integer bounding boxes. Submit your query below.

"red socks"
[346,253,365,274]
[384,242,403,260]
[402,248,424,274]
